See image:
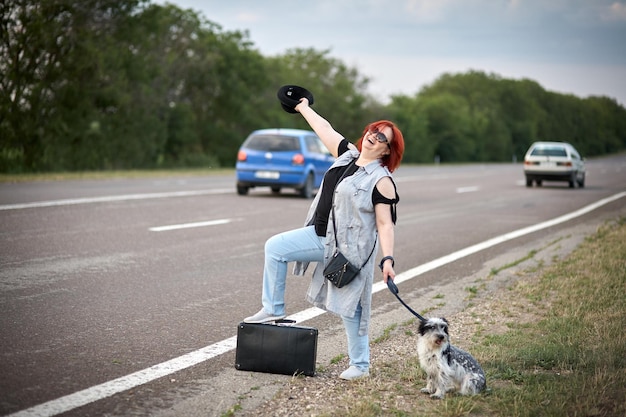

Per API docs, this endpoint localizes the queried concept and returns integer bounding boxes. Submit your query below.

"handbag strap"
[330,159,376,269]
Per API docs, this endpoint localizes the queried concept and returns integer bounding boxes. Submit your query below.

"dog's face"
[418,317,450,350]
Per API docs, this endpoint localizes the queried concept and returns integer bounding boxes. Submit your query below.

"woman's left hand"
[382,264,395,284]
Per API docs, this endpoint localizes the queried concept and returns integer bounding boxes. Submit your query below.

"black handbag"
[235,321,318,376]
[323,160,376,288]
[323,250,361,288]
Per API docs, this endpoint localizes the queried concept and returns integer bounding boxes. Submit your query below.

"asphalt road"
[1,155,625,416]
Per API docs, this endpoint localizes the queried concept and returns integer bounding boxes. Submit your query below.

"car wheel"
[537,180,543,187]
[299,173,314,199]
[237,185,249,195]
[526,177,533,187]
[271,186,281,194]
[577,173,585,188]
[568,172,576,188]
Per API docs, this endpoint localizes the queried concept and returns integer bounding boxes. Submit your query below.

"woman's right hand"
[295,98,309,113]
[294,97,345,158]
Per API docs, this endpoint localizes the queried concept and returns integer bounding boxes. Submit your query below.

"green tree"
[583,96,626,155]
[0,0,148,172]
[418,93,474,162]
[130,4,269,166]
[418,72,496,162]
[2,1,625,173]
[386,94,429,163]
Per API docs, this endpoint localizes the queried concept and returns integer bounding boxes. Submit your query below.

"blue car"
[236,128,335,198]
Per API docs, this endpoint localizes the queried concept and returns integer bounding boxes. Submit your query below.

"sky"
[156,0,626,106]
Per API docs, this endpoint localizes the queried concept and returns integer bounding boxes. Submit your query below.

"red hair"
[355,120,405,173]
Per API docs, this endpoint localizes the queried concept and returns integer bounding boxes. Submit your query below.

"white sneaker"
[339,366,369,380]
[243,309,286,324]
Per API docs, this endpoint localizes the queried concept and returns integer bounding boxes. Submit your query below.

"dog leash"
[386,279,426,322]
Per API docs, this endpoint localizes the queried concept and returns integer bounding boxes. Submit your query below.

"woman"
[244,97,405,380]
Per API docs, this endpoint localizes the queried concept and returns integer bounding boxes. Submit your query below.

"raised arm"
[295,98,357,158]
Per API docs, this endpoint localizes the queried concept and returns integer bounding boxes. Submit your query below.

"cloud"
[604,1,626,21]
[156,0,626,105]
[404,0,456,22]
[234,12,261,23]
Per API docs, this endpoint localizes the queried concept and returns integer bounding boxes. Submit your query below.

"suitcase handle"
[274,319,296,325]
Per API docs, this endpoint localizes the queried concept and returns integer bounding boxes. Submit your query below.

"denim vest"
[295,150,394,336]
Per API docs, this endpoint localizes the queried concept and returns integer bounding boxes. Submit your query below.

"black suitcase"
[235,321,318,376]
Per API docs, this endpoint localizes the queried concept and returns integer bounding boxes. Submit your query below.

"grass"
[473,218,626,417]
[373,324,398,344]
[252,217,626,417]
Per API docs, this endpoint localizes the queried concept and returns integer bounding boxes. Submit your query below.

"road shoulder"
[154,206,624,417]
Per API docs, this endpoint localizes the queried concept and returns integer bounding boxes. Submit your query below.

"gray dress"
[294,150,394,336]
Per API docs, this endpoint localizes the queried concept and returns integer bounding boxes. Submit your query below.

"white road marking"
[456,186,479,193]
[385,191,626,289]
[0,189,232,211]
[8,337,238,417]
[149,219,232,232]
[8,191,626,417]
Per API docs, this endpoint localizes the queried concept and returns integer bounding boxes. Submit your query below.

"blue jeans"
[342,302,369,371]
[262,225,370,371]
[262,226,325,316]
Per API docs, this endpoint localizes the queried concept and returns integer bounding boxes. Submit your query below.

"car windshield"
[244,135,299,152]
[531,146,567,157]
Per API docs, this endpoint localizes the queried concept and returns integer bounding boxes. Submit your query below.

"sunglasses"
[369,128,390,148]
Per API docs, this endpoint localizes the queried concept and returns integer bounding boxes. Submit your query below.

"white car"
[523,141,585,188]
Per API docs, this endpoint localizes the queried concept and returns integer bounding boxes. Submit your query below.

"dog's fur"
[417,317,486,399]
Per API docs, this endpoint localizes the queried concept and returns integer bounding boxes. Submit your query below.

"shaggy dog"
[417,317,486,399]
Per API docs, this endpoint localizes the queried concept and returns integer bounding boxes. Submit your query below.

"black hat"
[276,85,314,113]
